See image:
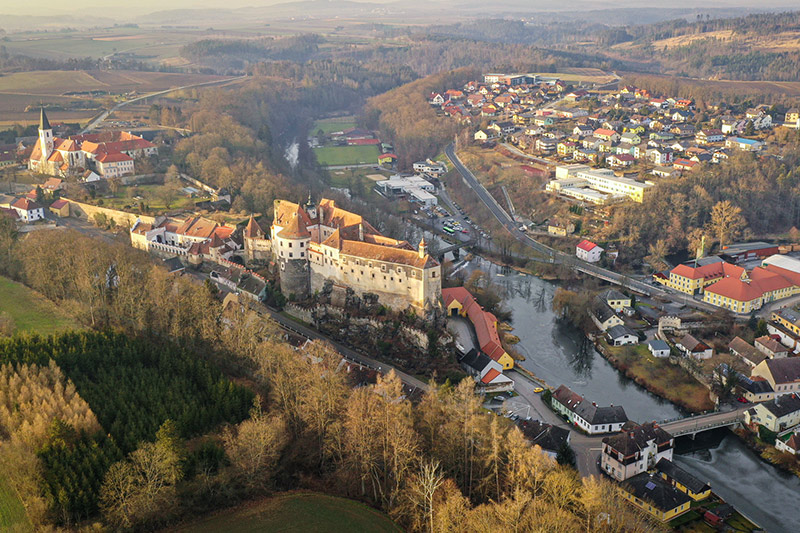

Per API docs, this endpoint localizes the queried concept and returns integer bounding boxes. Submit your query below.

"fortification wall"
[68,200,154,228]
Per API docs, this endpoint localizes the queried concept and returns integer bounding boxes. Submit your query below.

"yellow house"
[557,141,577,156]
[621,473,692,522]
[377,153,397,166]
[442,287,514,370]
[772,308,800,337]
[656,458,711,501]
[48,198,70,218]
[602,289,631,312]
[666,260,745,295]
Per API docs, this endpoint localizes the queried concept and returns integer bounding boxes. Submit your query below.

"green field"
[314,145,380,166]
[312,117,357,135]
[0,276,79,336]
[0,475,31,532]
[171,492,400,533]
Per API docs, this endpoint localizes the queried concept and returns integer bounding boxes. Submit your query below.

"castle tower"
[418,237,427,258]
[38,107,54,161]
[304,192,317,220]
[275,212,311,299]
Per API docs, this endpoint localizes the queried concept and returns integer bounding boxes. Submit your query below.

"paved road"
[81,75,247,133]
[445,143,721,314]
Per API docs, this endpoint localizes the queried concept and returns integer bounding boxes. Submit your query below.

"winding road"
[444,143,719,313]
[81,75,248,133]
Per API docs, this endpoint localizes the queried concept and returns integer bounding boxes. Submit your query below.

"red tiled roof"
[577,240,598,252]
[11,197,41,211]
[442,287,506,362]
[481,368,501,384]
[50,199,69,209]
[671,261,744,281]
[96,152,133,163]
[703,277,762,302]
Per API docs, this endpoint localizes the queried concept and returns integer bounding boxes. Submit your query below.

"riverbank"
[732,427,800,479]
[595,340,715,413]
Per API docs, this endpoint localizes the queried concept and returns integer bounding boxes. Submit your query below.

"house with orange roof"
[130,214,238,264]
[10,197,45,222]
[442,287,514,369]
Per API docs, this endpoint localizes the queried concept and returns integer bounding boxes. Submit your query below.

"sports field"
[170,492,400,533]
[312,117,357,135]
[314,145,380,166]
[0,475,31,532]
[0,276,79,336]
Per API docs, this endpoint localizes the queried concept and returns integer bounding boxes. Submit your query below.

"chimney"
[359,223,364,241]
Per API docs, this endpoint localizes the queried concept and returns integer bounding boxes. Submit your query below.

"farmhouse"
[552,385,628,434]
[443,287,514,370]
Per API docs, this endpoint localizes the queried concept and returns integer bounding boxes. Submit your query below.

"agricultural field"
[328,167,391,189]
[0,475,31,532]
[170,492,401,533]
[313,145,380,166]
[312,116,357,135]
[0,70,232,126]
[529,68,618,84]
[0,276,79,336]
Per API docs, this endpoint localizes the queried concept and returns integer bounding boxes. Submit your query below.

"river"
[467,257,799,533]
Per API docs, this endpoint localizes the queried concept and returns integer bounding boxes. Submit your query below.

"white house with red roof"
[576,240,603,263]
[10,197,45,222]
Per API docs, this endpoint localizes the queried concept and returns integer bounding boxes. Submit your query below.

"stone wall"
[68,199,154,228]
[284,302,435,352]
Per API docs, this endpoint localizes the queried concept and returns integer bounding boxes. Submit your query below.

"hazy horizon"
[4,0,800,19]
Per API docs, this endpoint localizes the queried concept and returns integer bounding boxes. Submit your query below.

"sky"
[2,0,799,18]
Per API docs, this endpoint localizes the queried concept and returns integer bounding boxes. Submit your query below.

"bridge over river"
[658,406,748,437]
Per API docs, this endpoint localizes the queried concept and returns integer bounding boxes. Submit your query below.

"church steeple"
[38,107,54,160]
[418,237,428,258]
[39,107,51,130]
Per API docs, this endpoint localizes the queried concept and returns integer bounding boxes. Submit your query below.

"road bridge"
[436,239,475,260]
[659,407,747,438]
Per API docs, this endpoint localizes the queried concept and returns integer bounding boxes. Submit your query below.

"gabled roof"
[603,421,672,457]
[607,324,635,340]
[623,473,691,512]
[10,197,41,211]
[763,358,800,384]
[49,199,69,210]
[703,277,762,302]
[656,458,710,494]
[680,334,709,353]
[577,239,599,252]
[244,215,266,239]
[761,393,800,418]
[729,336,766,366]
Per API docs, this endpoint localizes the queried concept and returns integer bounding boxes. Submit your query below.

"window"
[300,252,304,258]
[300,242,304,248]
[288,242,292,248]
[289,253,293,258]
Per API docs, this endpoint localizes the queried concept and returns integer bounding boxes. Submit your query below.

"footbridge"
[436,239,475,260]
[658,407,747,438]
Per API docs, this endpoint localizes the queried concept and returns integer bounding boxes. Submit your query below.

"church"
[255,197,441,313]
[27,108,156,178]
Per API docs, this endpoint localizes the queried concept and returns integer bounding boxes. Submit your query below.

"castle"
[259,197,441,313]
[28,108,157,178]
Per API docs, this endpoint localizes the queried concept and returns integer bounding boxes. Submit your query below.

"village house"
[755,335,789,359]
[591,296,624,332]
[619,473,692,523]
[576,239,603,262]
[648,339,671,358]
[601,421,674,481]
[458,349,514,393]
[744,392,800,433]
[546,218,574,236]
[601,289,631,312]
[677,334,713,360]
[607,325,638,346]
[751,358,800,396]
[9,197,45,222]
[729,336,767,368]
[655,458,711,501]
[775,432,800,455]
[517,420,570,459]
[552,385,628,434]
